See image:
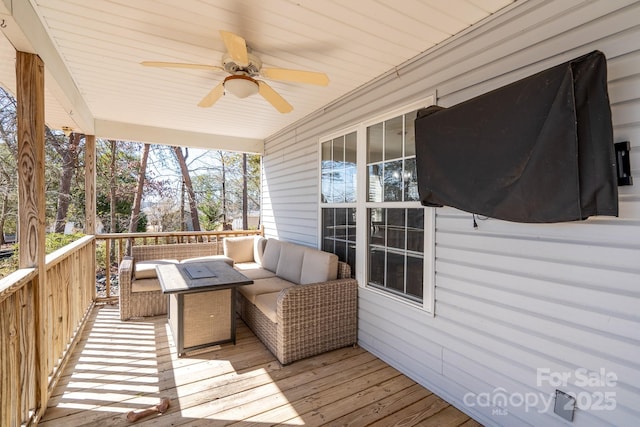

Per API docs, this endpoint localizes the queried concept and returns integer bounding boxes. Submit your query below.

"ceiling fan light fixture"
[224,75,259,99]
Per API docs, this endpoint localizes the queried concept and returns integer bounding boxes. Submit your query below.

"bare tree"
[173,146,201,231]
[128,143,150,233]
[109,140,117,232]
[242,153,248,230]
[192,150,260,230]
[52,131,83,233]
[0,163,13,245]
[0,88,18,244]
[216,151,231,228]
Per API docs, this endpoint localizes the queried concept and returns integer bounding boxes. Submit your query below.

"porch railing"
[0,228,263,425]
[0,235,95,426]
[95,229,264,300]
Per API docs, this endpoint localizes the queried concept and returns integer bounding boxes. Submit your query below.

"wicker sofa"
[224,236,358,365]
[118,242,232,320]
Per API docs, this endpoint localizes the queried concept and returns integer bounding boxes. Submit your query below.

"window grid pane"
[384,116,403,160]
[383,160,403,202]
[368,164,383,202]
[404,157,419,201]
[345,132,357,202]
[368,207,424,303]
[321,207,356,277]
[405,110,417,157]
[333,137,345,203]
[321,140,332,203]
[367,123,383,163]
[367,109,421,203]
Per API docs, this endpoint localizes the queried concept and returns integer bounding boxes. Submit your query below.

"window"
[319,98,435,312]
[321,132,357,276]
[366,109,430,306]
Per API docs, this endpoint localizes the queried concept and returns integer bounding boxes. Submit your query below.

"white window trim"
[319,95,436,315]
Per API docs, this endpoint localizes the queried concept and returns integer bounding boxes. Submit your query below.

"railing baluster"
[104,239,111,299]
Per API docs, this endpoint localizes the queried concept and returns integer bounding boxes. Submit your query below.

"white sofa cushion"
[238,276,293,303]
[261,239,283,272]
[181,255,234,266]
[234,262,277,280]
[134,259,178,279]
[254,237,267,265]
[300,248,339,284]
[223,236,255,263]
[276,242,305,284]
[131,278,161,292]
[254,292,279,323]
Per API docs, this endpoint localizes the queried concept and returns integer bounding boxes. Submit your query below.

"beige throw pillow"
[223,236,255,263]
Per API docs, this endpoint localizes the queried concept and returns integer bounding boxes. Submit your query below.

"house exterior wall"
[262,1,640,425]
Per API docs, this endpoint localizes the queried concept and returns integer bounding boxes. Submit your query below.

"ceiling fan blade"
[198,82,224,108]
[261,68,329,86]
[220,30,249,66]
[258,81,293,113]
[141,61,223,72]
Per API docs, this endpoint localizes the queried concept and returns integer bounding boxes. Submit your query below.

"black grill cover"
[415,51,618,223]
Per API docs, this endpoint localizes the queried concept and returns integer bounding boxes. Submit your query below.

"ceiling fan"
[141,30,329,113]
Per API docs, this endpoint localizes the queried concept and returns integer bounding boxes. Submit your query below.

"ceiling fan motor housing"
[222,52,262,77]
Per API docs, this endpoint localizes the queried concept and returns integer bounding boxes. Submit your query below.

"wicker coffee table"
[156,261,253,356]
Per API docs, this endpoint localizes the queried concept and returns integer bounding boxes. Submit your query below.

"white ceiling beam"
[0,0,95,134]
[94,119,264,154]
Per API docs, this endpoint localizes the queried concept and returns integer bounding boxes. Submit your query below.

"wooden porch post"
[84,135,96,235]
[85,135,97,300]
[16,51,48,416]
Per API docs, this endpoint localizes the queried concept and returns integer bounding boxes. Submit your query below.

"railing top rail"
[45,235,95,269]
[0,267,37,304]
[1,235,96,302]
[96,229,263,239]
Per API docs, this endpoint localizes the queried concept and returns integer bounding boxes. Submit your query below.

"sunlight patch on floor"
[47,307,165,417]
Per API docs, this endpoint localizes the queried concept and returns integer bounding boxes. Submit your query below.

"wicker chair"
[118,242,224,320]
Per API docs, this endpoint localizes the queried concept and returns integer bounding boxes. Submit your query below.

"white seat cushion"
[131,278,161,292]
[234,261,264,271]
[134,259,178,279]
[254,292,279,323]
[238,276,293,303]
[181,255,234,266]
[234,263,277,280]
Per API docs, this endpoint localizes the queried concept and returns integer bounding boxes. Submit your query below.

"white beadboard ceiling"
[0,0,514,152]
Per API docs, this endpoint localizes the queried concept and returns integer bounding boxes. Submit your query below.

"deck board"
[41,305,479,426]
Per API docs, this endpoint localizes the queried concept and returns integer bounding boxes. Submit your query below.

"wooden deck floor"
[41,305,480,427]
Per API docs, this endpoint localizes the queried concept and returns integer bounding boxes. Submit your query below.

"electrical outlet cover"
[554,390,576,421]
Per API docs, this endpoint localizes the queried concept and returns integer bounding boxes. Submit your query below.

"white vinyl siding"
[262,1,640,425]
